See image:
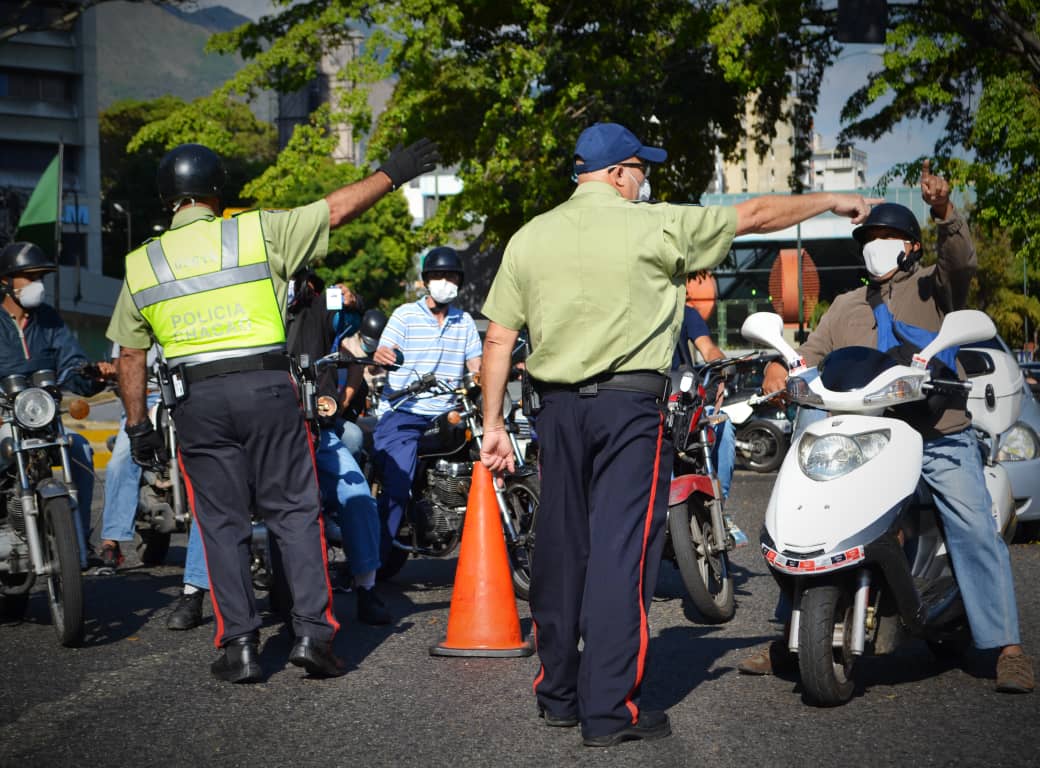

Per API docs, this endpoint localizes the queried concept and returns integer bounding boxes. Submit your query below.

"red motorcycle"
[664,356,752,624]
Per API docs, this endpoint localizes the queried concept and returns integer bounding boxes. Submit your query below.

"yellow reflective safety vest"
[124,211,285,363]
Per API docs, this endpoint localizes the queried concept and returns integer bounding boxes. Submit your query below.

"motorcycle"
[133,391,189,565]
[665,356,752,623]
[740,309,1017,706]
[372,364,539,600]
[719,354,792,473]
[0,360,86,646]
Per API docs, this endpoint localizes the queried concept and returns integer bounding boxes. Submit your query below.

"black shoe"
[210,634,262,684]
[356,586,392,625]
[538,708,578,728]
[167,590,205,631]
[583,710,671,748]
[288,636,346,678]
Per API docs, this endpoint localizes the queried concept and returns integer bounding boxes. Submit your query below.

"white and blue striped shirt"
[378,298,482,416]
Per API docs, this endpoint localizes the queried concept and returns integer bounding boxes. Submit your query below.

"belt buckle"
[578,382,598,397]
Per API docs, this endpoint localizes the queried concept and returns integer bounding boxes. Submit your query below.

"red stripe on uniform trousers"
[177,451,226,648]
[623,410,664,723]
[289,372,341,635]
[531,620,545,694]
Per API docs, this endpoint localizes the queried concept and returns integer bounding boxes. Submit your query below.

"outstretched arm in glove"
[117,346,169,470]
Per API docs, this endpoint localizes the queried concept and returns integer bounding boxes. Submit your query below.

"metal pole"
[797,223,804,341]
[53,141,63,312]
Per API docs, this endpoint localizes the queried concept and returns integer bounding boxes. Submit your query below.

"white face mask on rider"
[14,279,45,309]
[861,238,905,278]
[428,278,459,305]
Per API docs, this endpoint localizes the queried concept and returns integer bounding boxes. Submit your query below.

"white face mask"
[428,278,459,305]
[861,239,905,278]
[626,170,652,202]
[15,279,45,309]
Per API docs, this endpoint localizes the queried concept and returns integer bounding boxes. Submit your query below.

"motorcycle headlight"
[997,422,1040,462]
[798,429,890,482]
[13,387,57,429]
[787,376,824,406]
[862,374,926,406]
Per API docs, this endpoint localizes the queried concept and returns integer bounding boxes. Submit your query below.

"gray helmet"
[0,241,56,278]
[157,144,225,207]
[359,309,388,354]
[852,203,922,245]
[421,246,464,286]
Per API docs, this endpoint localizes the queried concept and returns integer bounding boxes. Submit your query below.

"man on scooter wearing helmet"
[371,246,482,565]
[743,161,1033,694]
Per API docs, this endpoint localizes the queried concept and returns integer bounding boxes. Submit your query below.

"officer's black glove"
[378,138,441,190]
[125,419,169,471]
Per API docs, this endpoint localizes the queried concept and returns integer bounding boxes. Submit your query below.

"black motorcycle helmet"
[0,241,56,278]
[359,309,388,353]
[157,144,226,208]
[421,246,464,286]
[852,203,922,245]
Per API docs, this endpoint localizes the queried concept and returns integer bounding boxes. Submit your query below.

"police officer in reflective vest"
[106,140,439,683]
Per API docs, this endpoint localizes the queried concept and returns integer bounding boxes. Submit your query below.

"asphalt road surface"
[1,471,1038,767]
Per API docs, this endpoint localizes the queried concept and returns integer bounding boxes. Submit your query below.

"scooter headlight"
[996,422,1040,462]
[862,374,926,406]
[13,387,57,429]
[786,376,823,406]
[797,429,890,481]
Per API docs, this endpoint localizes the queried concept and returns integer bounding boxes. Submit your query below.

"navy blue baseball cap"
[573,122,668,175]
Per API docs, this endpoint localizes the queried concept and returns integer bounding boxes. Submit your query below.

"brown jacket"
[799,207,976,438]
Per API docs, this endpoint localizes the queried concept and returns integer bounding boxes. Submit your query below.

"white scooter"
[740,310,1019,706]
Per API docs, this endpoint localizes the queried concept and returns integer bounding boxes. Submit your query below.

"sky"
[195,2,945,188]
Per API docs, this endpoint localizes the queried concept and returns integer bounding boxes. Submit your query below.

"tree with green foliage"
[838,0,1039,335]
[188,1,841,248]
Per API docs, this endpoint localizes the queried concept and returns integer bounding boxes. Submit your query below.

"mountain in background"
[96,1,275,118]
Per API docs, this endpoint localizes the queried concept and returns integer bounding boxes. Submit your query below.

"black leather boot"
[288,636,346,678]
[210,633,262,683]
[356,586,392,625]
[167,590,205,631]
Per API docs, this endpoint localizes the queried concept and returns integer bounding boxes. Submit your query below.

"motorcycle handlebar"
[385,372,438,401]
[923,378,973,396]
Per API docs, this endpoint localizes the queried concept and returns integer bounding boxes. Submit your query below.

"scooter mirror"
[740,312,802,368]
[916,310,997,367]
[679,371,695,393]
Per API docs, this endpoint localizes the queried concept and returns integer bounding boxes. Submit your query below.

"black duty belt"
[535,370,669,399]
[182,351,292,384]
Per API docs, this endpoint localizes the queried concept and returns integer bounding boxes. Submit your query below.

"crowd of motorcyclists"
[0,125,1032,749]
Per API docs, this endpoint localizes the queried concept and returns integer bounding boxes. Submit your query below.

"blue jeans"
[710,410,736,501]
[183,521,209,589]
[315,428,380,576]
[338,419,364,458]
[68,432,94,568]
[373,410,434,555]
[100,418,142,542]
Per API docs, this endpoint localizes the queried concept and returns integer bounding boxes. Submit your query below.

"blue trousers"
[373,410,434,553]
[531,388,671,740]
[315,429,381,576]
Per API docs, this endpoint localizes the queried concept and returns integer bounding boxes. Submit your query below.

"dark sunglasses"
[612,161,651,178]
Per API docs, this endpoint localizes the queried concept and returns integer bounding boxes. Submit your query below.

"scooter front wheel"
[668,498,735,624]
[798,583,856,706]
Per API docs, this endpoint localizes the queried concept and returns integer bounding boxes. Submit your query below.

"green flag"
[16,154,60,257]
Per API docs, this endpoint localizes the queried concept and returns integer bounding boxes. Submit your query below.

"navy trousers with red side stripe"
[172,369,338,648]
[530,387,672,739]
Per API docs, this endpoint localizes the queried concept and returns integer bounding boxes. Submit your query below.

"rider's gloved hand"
[125,419,169,470]
[377,138,441,190]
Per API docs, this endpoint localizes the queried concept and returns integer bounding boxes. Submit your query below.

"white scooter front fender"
[765,415,923,563]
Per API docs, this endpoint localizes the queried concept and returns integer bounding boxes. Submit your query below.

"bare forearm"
[735,192,877,235]
[481,324,518,430]
[118,347,149,425]
[325,172,394,229]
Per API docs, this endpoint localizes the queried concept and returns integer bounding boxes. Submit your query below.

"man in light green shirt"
[478,121,880,747]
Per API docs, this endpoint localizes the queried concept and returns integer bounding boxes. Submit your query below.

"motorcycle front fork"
[787,569,872,656]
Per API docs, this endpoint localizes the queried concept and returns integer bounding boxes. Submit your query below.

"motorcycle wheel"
[798,583,856,706]
[737,421,786,473]
[41,497,85,647]
[502,474,539,601]
[668,498,735,623]
[135,529,172,566]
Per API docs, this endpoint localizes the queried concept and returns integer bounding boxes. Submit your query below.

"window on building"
[0,68,74,103]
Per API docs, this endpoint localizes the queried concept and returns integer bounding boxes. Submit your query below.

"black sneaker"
[583,710,671,748]
[167,590,205,631]
[356,586,392,626]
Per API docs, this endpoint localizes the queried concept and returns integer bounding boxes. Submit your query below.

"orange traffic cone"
[430,462,534,657]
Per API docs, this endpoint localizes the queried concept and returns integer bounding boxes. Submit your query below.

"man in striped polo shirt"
[371,247,482,558]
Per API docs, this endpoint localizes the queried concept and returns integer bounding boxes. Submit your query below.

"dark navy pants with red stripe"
[530,387,672,739]
[172,369,338,648]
